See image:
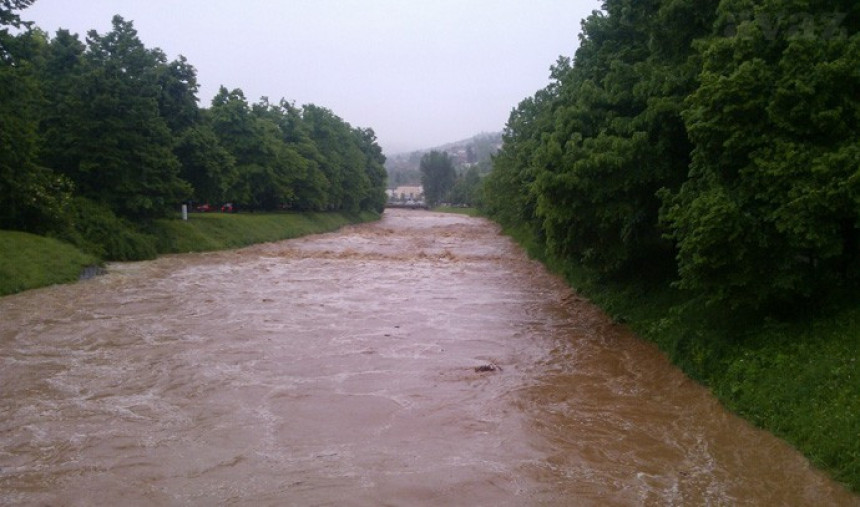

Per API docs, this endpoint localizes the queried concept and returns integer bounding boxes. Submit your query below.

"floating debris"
[474,363,502,373]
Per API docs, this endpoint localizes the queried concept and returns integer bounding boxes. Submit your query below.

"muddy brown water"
[1,209,857,506]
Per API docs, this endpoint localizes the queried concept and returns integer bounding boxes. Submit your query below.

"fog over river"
[1,209,857,505]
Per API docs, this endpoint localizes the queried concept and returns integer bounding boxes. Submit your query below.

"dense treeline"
[1,5,386,260]
[484,0,860,313]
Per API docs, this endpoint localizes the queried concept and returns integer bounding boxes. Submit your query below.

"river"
[1,209,857,506]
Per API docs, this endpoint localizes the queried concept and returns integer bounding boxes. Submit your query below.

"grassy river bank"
[3,207,857,493]
[0,210,379,297]
[498,221,859,494]
[437,207,858,493]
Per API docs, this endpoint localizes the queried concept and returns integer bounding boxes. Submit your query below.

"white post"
[182,204,188,221]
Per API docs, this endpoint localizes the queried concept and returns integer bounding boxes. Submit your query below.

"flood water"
[1,209,857,506]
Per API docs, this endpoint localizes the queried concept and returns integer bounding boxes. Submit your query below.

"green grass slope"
[498,222,860,494]
[1,211,379,296]
[151,211,378,254]
[0,231,100,296]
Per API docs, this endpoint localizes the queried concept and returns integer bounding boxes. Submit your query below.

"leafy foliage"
[663,0,860,310]
[447,165,483,207]
[0,11,386,259]
[0,9,72,234]
[71,16,191,219]
[479,0,860,490]
[62,197,158,261]
[0,0,35,62]
[419,150,456,207]
[174,120,237,206]
[483,0,859,311]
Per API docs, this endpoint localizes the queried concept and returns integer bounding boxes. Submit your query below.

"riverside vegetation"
[1,2,387,277]
[3,0,859,494]
[479,0,859,493]
[0,211,378,296]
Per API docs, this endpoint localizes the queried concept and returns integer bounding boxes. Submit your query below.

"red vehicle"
[221,203,236,213]
[195,203,213,212]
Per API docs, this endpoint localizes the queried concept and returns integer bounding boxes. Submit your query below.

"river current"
[1,209,857,505]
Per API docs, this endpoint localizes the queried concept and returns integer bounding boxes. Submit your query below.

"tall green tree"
[483,0,857,311]
[157,55,200,134]
[354,127,388,212]
[41,16,190,219]
[420,150,456,207]
[302,104,376,212]
[208,91,385,212]
[210,88,295,210]
[448,165,482,206]
[251,99,330,211]
[261,99,329,210]
[662,0,860,309]
[530,0,718,275]
[174,119,237,205]
[302,104,354,210]
[37,28,84,179]
[0,7,72,233]
[0,0,35,62]
[483,87,555,237]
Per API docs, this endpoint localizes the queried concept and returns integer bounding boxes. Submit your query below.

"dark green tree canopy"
[59,15,191,219]
[0,0,36,62]
[482,0,859,312]
[420,150,456,207]
[662,0,860,309]
[0,5,72,233]
[0,8,387,257]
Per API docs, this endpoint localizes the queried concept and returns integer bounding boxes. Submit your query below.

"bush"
[58,197,158,261]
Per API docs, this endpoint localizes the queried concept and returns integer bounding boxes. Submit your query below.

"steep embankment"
[0,231,100,296]
[496,221,860,494]
[0,211,379,296]
[151,211,379,254]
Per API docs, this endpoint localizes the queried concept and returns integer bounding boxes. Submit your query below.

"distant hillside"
[385,132,502,188]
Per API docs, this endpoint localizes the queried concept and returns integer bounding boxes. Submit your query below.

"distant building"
[387,186,424,201]
[386,186,426,208]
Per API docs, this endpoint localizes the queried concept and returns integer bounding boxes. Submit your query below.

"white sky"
[22,0,600,154]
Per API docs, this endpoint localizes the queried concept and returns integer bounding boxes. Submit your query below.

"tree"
[0,0,35,62]
[302,104,353,210]
[157,55,200,134]
[37,28,85,180]
[207,91,385,213]
[41,16,190,219]
[354,127,388,212]
[420,150,456,207]
[210,88,294,210]
[0,44,72,234]
[448,165,482,206]
[482,90,554,235]
[302,104,379,212]
[174,119,236,205]
[530,0,719,275]
[0,10,72,233]
[0,5,387,259]
[251,99,329,211]
[661,0,860,309]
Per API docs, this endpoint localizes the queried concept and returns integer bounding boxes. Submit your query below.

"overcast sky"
[22,0,600,154]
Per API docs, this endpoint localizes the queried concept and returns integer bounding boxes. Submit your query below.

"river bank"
[1,209,855,504]
[0,210,379,296]
[3,207,857,496]
[494,220,860,494]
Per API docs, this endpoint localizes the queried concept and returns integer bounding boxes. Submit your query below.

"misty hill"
[385,132,502,188]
